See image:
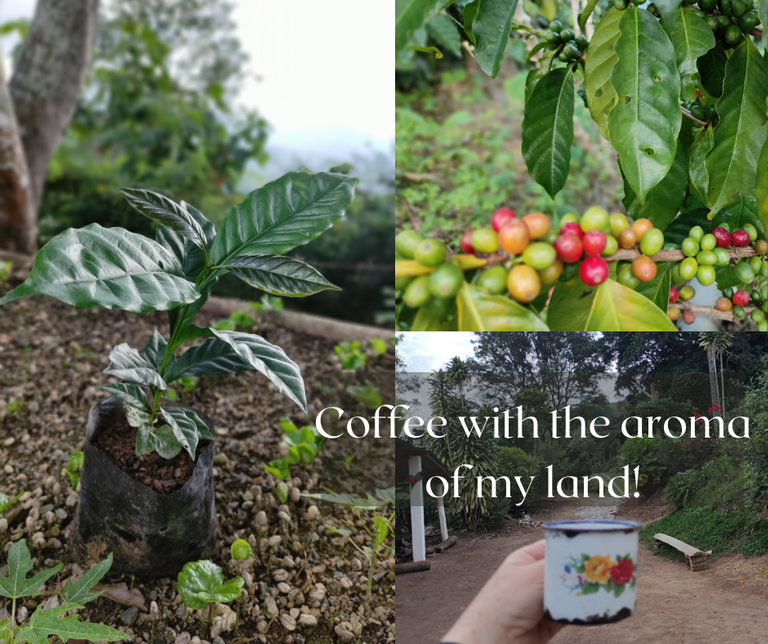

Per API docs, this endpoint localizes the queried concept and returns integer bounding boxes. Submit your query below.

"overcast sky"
[397,332,476,373]
[1,0,393,154]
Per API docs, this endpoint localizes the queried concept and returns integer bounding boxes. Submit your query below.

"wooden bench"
[654,533,711,572]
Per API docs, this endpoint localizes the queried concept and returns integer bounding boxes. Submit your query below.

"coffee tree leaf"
[608,7,681,205]
[0,540,62,599]
[705,38,768,217]
[208,172,356,264]
[177,560,243,610]
[161,407,213,461]
[16,604,129,644]
[142,330,171,370]
[472,0,519,78]
[664,208,713,245]
[455,283,549,331]
[104,344,168,391]
[760,0,768,51]
[0,491,22,515]
[687,126,714,204]
[584,7,622,140]
[221,255,341,297]
[164,338,249,382]
[622,142,687,231]
[396,0,435,52]
[548,276,677,331]
[579,0,599,33]
[661,8,715,101]
[101,383,149,411]
[710,194,763,238]
[653,0,683,23]
[697,42,727,98]
[756,138,767,236]
[122,188,207,252]
[635,261,673,310]
[136,424,182,459]
[0,224,200,313]
[302,490,392,511]
[522,66,575,198]
[463,0,479,44]
[59,554,113,608]
[426,12,461,57]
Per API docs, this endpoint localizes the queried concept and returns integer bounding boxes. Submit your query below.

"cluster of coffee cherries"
[537,18,589,62]
[694,0,761,49]
[667,223,768,329]
[683,97,718,125]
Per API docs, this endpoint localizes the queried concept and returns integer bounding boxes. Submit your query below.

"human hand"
[441,539,564,644]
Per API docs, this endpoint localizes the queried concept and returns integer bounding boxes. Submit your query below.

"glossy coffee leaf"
[208,172,356,264]
[657,208,713,245]
[472,0,520,78]
[687,126,714,204]
[101,383,149,411]
[455,283,549,331]
[0,539,62,599]
[426,12,461,58]
[161,407,213,461]
[653,0,683,22]
[104,344,168,391]
[661,8,715,101]
[0,225,200,313]
[705,39,768,216]
[608,7,681,205]
[584,7,622,140]
[178,560,243,610]
[548,276,676,331]
[164,337,249,382]
[136,424,181,459]
[757,140,767,236]
[697,43,727,98]
[222,255,340,297]
[156,201,216,281]
[122,188,207,251]
[16,603,129,643]
[396,0,435,52]
[522,67,575,198]
[760,0,768,50]
[622,142,687,231]
[142,330,170,370]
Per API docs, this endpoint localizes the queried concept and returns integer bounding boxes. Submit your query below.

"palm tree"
[698,332,733,417]
[427,369,456,462]
[446,356,471,401]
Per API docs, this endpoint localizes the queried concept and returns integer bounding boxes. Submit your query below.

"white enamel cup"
[542,520,641,625]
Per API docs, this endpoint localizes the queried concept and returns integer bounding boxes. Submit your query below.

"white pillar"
[436,479,449,542]
[409,455,426,562]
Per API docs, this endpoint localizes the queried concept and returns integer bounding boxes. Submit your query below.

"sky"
[397,332,476,373]
[1,0,393,157]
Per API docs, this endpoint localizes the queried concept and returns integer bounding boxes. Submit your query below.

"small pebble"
[120,606,139,626]
[280,614,296,631]
[298,613,318,627]
[277,582,291,594]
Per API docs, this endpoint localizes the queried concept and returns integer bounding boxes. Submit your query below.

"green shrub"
[619,437,666,495]
[497,446,540,513]
[663,470,701,510]
[741,360,768,505]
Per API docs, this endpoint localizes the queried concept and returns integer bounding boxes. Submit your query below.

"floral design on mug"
[560,553,636,597]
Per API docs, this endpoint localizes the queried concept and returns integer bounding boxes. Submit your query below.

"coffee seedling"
[177,559,244,638]
[264,418,326,481]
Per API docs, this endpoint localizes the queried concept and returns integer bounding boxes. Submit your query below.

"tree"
[698,331,734,417]
[395,0,768,332]
[446,356,470,400]
[1,0,99,254]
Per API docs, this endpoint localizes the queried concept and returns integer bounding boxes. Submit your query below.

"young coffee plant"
[304,488,395,607]
[177,559,243,638]
[0,540,127,643]
[265,418,326,480]
[0,492,22,517]
[0,172,356,460]
[395,1,767,331]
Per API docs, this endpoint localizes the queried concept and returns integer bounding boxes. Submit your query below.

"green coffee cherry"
[404,275,432,308]
[429,263,464,299]
[688,226,705,242]
[697,264,716,286]
[700,233,717,250]
[395,230,425,259]
[696,250,718,266]
[679,257,699,280]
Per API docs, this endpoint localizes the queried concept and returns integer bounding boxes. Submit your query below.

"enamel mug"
[542,520,641,625]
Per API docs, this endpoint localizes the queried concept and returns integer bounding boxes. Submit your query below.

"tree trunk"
[707,347,719,412]
[8,0,99,225]
[0,56,35,254]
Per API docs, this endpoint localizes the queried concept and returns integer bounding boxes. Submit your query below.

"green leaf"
[661,8,715,101]
[409,44,443,58]
[580,581,600,595]
[653,0,683,23]
[221,255,340,297]
[208,172,356,266]
[426,13,461,57]
[373,514,391,551]
[136,423,181,459]
[463,0,479,44]
[0,540,62,599]
[664,208,712,245]
[396,0,435,52]
[160,407,213,461]
[346,385,383,410]
[104,343,168,391]
[636,261,673,310]
[710,194,763,239]
[697,42,727,98]
[760,0,768,51]
[757,139,767,237]
[472,0,520,78]
[65,451,84,488]
[622,142,687,231]
[164,338,249,382]
[584,7,622,140]
[0,225,200,313]
[0,491,22,515]
[142,330,170,370]
[522,67,575,198]
[687,126,714,204]
[609,7,681,205]
[455,283,549,331]
[411,305,448,330]
[302,488,395,511]
[548,277,677,331]
[579,0,600,33]
[16,604,129,644]
[122,188,207,252]
[59,554,113,608]
[231,539,253,562]
[0,619,12,643]
[177,560,243,610]
[264,459,290,480]
[705,39,768,217]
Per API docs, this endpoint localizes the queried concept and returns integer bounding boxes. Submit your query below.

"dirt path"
[396,506,768,644]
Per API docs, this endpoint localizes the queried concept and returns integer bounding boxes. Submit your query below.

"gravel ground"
[0,279,395,643]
